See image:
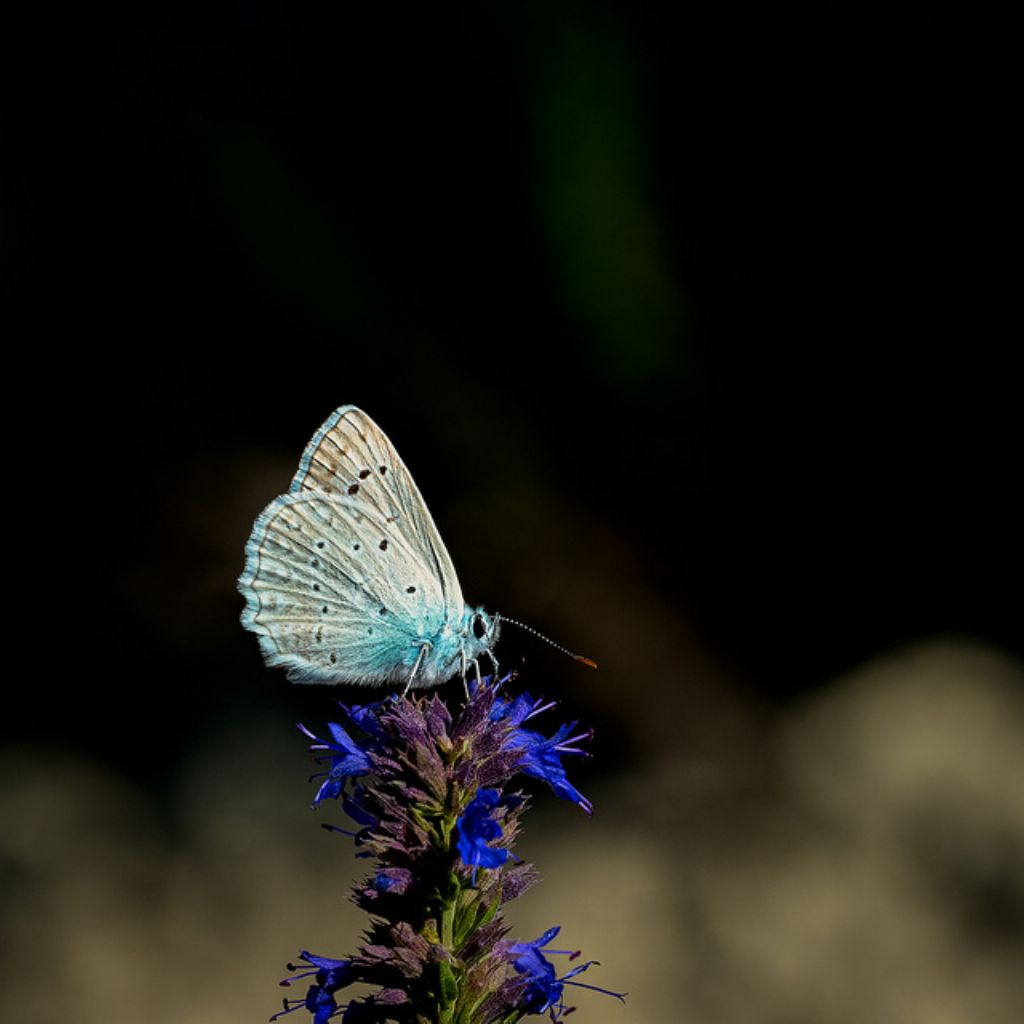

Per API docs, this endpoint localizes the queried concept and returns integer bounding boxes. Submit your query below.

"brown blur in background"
[4,4,1022,1022]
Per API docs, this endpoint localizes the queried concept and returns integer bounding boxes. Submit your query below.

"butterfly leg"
[403,643,431,698]
[484,648,500,688]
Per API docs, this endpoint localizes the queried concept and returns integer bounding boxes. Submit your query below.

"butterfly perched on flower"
[239,406,501,690]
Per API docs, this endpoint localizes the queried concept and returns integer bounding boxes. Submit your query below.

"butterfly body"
[239,406,499,688]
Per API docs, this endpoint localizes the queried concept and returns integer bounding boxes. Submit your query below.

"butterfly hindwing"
[239,490,449,684]
[287,405,465,623]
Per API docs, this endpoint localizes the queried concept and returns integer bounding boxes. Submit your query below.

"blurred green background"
[4,3,1021,1022]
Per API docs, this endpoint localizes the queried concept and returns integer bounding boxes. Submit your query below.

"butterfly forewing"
[288,406,464,621]
[240,490,450,684]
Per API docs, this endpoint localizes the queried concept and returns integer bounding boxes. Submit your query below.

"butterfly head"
[464,605,501,662]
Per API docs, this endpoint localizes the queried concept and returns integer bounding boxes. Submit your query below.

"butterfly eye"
[472,614,488,640]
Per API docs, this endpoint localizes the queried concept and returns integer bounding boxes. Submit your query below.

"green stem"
[441,895,456,949]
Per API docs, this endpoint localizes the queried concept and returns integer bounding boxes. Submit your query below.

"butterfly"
[238,405,502,691]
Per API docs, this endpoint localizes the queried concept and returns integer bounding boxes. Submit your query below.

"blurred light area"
[515,639,1024,1022]
[3,639,1019,1023]
[0,722,369,1024]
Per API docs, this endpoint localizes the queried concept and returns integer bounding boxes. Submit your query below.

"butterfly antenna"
[496,615,597,669]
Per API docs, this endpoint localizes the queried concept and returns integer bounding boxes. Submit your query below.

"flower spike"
[272,679,623,1022]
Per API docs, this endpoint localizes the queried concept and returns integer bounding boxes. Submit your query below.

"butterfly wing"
[239,490,450,684]
[288,405,465,622]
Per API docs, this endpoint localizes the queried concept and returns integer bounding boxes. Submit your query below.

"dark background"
[5,4,1021,1022]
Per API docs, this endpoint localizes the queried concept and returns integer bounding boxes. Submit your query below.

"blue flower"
[373,867,412,894]
[298,722,373,806]
[488,685,594,814]
[337,700,388,743]
[341,784,376,827]
[508,926,566,1012]
[508,927,626,1020]
[511,721,594,815]
[272,951,354,1024]
[456,788,514,883]
[487,686,545,727]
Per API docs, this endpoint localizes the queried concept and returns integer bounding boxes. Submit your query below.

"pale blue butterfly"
[238,405,504,691]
